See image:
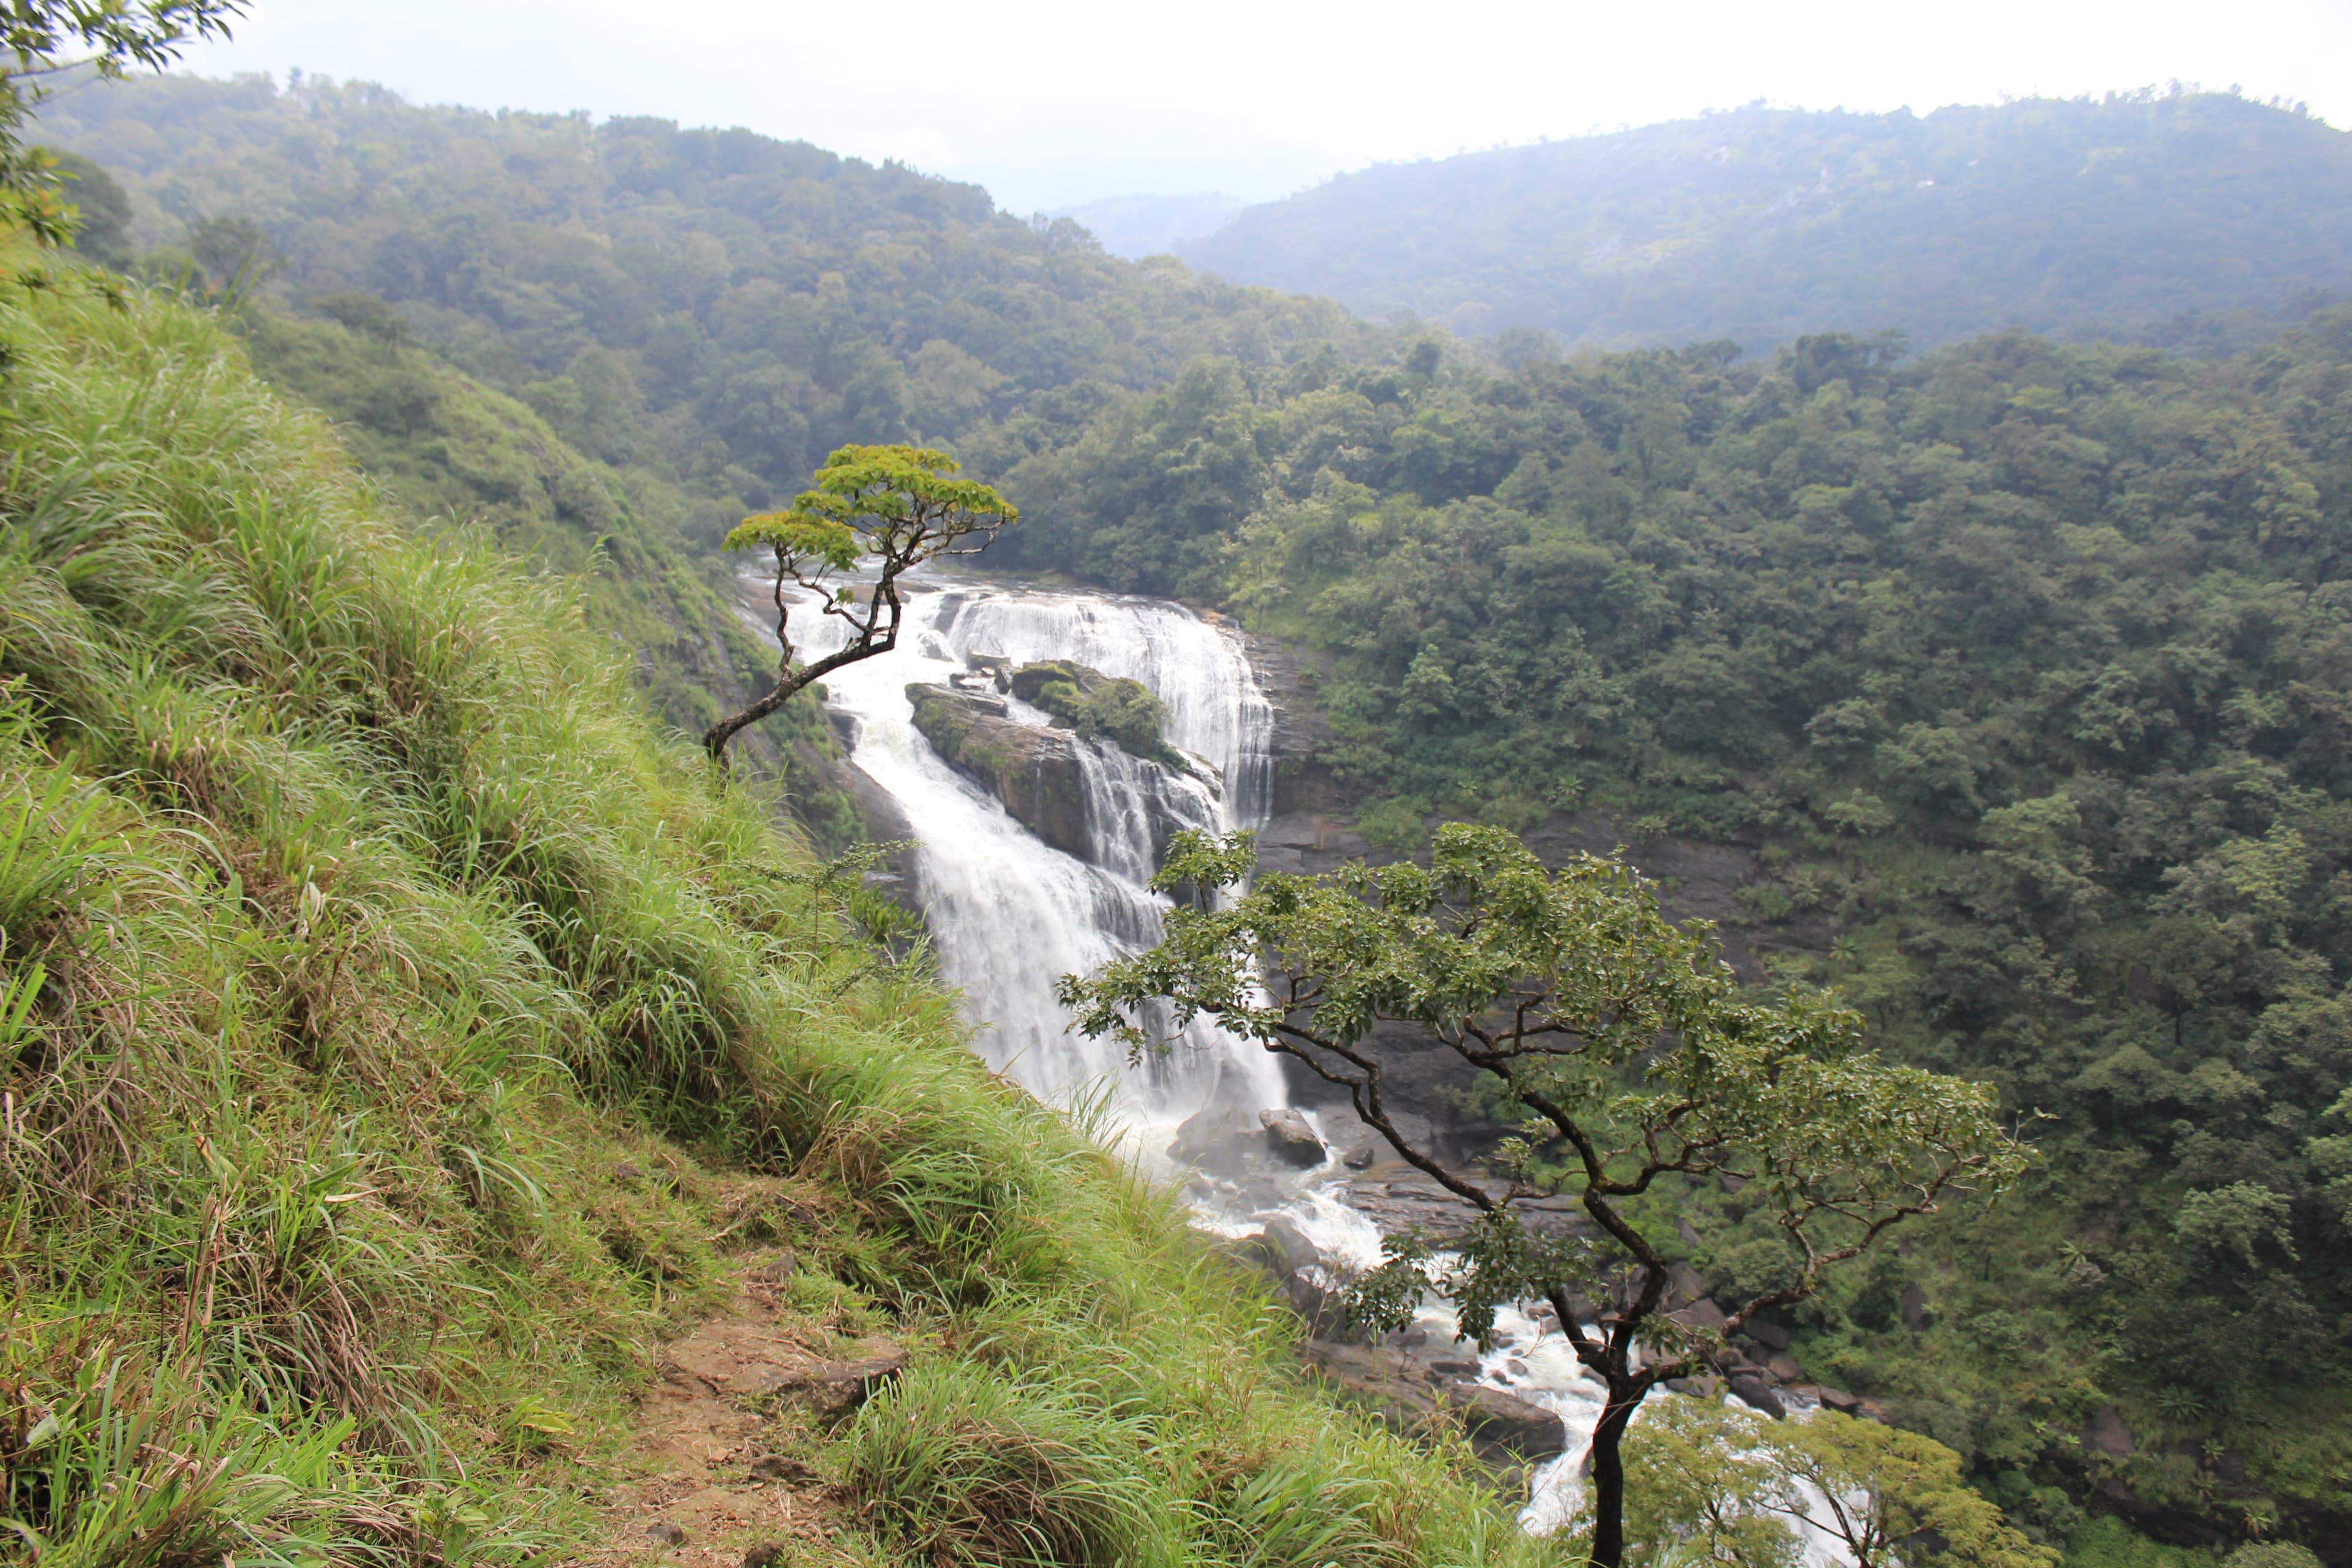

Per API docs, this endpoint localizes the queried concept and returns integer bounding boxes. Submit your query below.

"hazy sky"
[172,0,2352,214]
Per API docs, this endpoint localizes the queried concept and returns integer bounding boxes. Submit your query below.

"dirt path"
[589,1262,903,1567]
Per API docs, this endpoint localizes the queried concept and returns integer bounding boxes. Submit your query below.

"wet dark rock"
[1736,1317,1792,1352]
[1260,1108,1327,1166]
[1167,1105,1259,1173]
[1728,1373,1787,1419]
[1818,1386,1863,1414]
[1261,1214,1321,1276]
[1448,1382,1568,1461]
[1427,1357,1483,1378]
[1899,1283,1931,1331]
[1342,1144,1378,1169]
[1670,1295,1728,1332]
[1338,1171,1591,1242]
[1302,1340,1439,1434]
[906,683,1088,858]
[1765,1352,1803,1383]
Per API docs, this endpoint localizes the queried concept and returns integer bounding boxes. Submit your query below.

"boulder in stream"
[1450,1383,1569,1461]
[1169,1104,1260,1173]
[1259,1108,1327,1167]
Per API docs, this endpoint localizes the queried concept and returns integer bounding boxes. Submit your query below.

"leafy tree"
[1060,823,2032,1568]
[0,1,241,243]
[1620,1401,2056,1568]
[705,443,1016,771]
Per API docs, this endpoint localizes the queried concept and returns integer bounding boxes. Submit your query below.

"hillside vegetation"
[32,72,1371,539]
[0,265,1543,1566]
[1180,92,2352,353]
[985,316,2352,1550]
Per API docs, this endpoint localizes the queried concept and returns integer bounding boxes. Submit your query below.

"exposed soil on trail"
[589,1260,903,1567]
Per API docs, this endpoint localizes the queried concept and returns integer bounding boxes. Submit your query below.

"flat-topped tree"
[1058,824,2034,1568]
[705,444,1016,773]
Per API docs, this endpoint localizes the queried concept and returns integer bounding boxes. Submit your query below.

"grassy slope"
[232,304,866,846]
[0,272,1547,1566]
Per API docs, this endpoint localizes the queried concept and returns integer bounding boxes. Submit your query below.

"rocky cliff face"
[905,679,1212,873]
[905,683,1093,860]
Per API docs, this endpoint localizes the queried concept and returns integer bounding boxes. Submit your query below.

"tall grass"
[0,268,1558,1566]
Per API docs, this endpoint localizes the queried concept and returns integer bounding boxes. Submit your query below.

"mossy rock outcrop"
[907,684,1090,858]
[1007,660,1183,769]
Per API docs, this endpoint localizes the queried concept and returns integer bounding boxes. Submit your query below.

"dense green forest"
[33,70,1368,537]
[982,314,2352,1548]
[32,67,2352,1558]
[1180,92,2352,355]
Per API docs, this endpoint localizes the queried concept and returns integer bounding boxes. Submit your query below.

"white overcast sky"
[170,0,2352,214]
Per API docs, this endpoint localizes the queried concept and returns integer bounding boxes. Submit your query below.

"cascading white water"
[778,578,1286,1125]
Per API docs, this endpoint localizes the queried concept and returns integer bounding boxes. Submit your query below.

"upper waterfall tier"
[772,579,1286,1126]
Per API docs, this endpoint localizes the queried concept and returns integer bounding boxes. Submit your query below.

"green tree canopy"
[1060,822,2033,1567]
[706,443,1016,769]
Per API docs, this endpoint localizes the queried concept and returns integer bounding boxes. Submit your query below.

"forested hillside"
[981,316,2352,1546]
[1179,92,2352,353]
[32,71,1368,538]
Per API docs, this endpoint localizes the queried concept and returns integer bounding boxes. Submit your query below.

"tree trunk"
[1587,1392,1637,1568]
[703,668,809,772]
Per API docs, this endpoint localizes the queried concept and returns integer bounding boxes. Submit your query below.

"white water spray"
[781,579,1286,1124]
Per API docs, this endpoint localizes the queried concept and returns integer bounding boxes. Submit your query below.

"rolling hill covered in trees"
[32,70,1368,535]
[1178,92,2352,354]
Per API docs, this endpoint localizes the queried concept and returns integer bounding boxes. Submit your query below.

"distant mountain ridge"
[1180,91,2352,352]
[1053,191,1243,259]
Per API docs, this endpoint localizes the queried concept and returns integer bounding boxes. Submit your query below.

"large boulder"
[1728,1371,1787,1419]
[1302,1341,1439,1435]
[1008,660,1183,768]
[1259,1108,1327,1167]
[906,683,1089,858]
[1449,1383,1569,1461]
[1169,1104,1259,1172]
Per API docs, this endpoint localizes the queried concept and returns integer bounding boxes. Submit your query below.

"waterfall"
[767,573,1843,1554]
[778,578,1286,1128]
